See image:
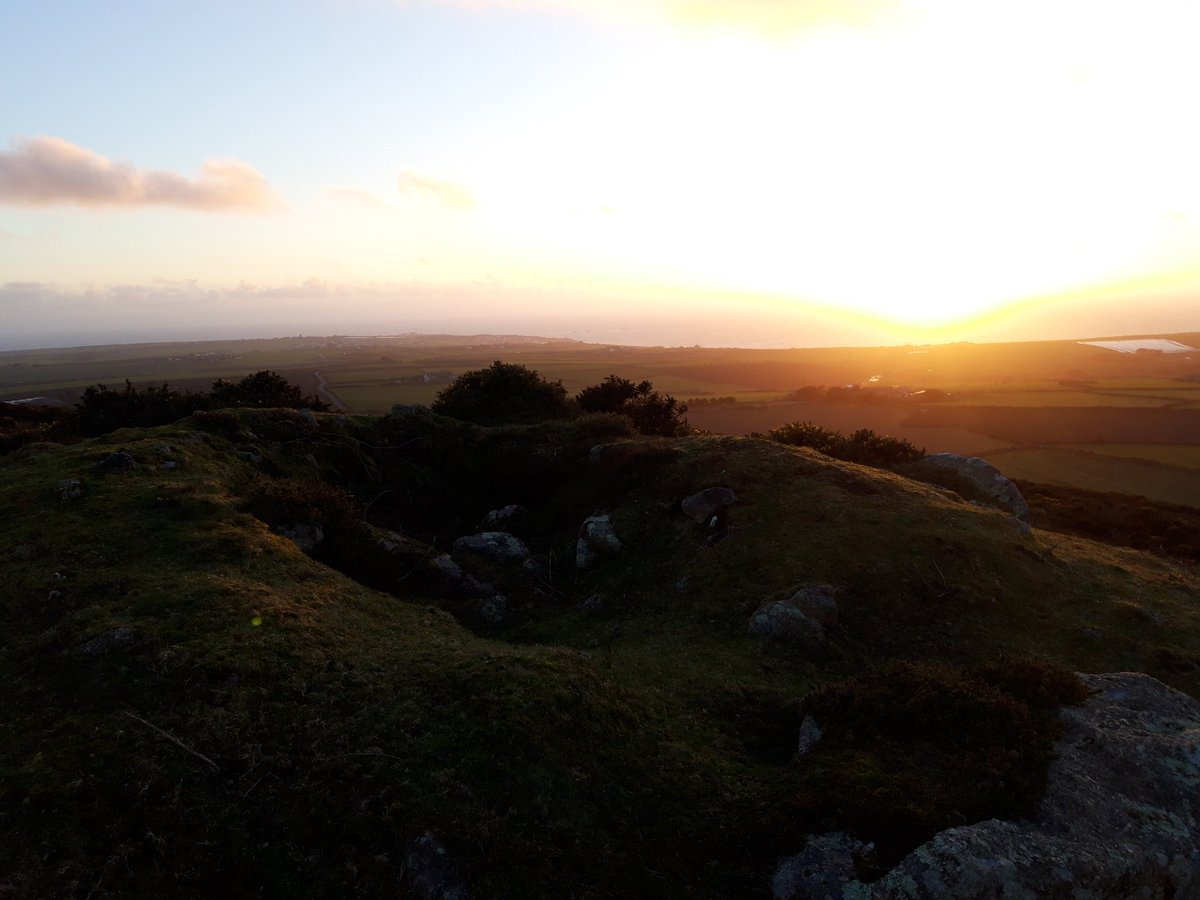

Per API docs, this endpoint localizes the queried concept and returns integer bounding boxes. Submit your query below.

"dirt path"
[313,371,346,411]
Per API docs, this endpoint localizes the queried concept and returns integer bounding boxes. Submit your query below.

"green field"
[984,447,1200,508]
[1060,443,1200,471]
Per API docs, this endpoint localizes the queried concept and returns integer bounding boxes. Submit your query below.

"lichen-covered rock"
[56,479,83,501]
[787,585,838,628]
[77,626,140,658]
[576,514,622,570]
[483,505,524,529]
[923,453,1030,520]
[95,450,136,472]
[681,486,738,524]
[749,600,826,647]
[451,532,530,564]
[402,832,472,900]
[773,832,875,900]
[778,672,1200,899]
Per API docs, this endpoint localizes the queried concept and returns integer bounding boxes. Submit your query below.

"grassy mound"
[1,410,1197,897]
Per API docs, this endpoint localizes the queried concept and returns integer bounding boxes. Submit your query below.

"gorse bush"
[431,361,572,425]
[767,421,924,466]
[69,371,327,438]
[576,374,689,437]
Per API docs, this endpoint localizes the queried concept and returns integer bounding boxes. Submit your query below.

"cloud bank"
[0,136,281,211]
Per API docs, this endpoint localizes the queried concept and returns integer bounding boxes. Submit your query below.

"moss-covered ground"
[1,409,1197,897]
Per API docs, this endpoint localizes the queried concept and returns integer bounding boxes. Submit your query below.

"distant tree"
[576,374,689,437]
[208,371,328,411]
[431,361,572,425]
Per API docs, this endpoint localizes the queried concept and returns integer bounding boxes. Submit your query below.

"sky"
[2,0,1199,350]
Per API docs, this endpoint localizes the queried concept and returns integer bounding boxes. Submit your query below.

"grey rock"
[274,523,324,553]
[796,714,823,757]
[581,593,604,612]
[56,479,83,501]
[923,453,1030,520]
[774,833,875,900]
[430,554,493,597]
[576,514,622,570]
[298,408,318,427]
[451,532,530,564]
[477,595,508,626]
[785,672,1200,899]
[682,486,737,524]
[390,404,431,418]
[78,626,140,658]
[237,450,264,465]
[161,461,179,471]
[483,505,523,528]
[403,831,472,900]
[787,585,838,628]
[749,601,826,647]
[95,450,136,472]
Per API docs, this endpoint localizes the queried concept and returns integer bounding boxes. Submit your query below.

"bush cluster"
[431,363,689,436]
[767,421,924,466]
[71,371,328,437]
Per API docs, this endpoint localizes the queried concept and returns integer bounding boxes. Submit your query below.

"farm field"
[1059,443,1200,471]
[3,330,1200,506]
[982,447,1200,509]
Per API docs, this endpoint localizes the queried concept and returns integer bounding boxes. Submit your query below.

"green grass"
[3,389,1200,895]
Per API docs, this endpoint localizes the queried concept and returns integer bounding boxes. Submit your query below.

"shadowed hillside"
[1,399,1198,897]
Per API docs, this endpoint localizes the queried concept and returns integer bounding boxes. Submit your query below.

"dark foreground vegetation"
[1,365,1197,897]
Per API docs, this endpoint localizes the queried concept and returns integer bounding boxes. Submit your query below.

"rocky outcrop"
[681,487,737,525]
[77,626,140,658]
[452,532,530,564]
[775,672,1200,899]
[56,479,83,501]
[922,453,1029,520]
[576,514,622,570]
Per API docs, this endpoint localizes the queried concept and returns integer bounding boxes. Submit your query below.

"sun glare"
[461,0,1200,331]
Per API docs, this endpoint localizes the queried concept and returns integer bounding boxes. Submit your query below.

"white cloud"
[396,170,475,210]
[0,136,282,212]
[325,185,394,210]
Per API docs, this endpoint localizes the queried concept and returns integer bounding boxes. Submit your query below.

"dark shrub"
[208,371,328,411]
[431,361,572,426]
[576,375,688,437]
[767,421,923,467]
[73,381,200,436]
[797,660,1085,862]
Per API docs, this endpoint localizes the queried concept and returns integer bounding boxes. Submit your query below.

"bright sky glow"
[1,0,1198,348]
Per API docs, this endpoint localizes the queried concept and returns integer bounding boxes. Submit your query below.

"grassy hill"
[2,408,1197,897]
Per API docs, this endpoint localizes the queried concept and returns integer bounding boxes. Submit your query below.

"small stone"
[78,626,140,658]
[274,523,324,553]
[581,593,604,612]
[787,585,839,628]
[682,487,737,524]
[482,505,524,529]
[95,451,136,472]
[749,601,826,647]
[403,832,472,900]
[796,714,823,756]
[477,595,508,625]
[451,532,530,564]
[576,514,622,570]
[56,479,84,501]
